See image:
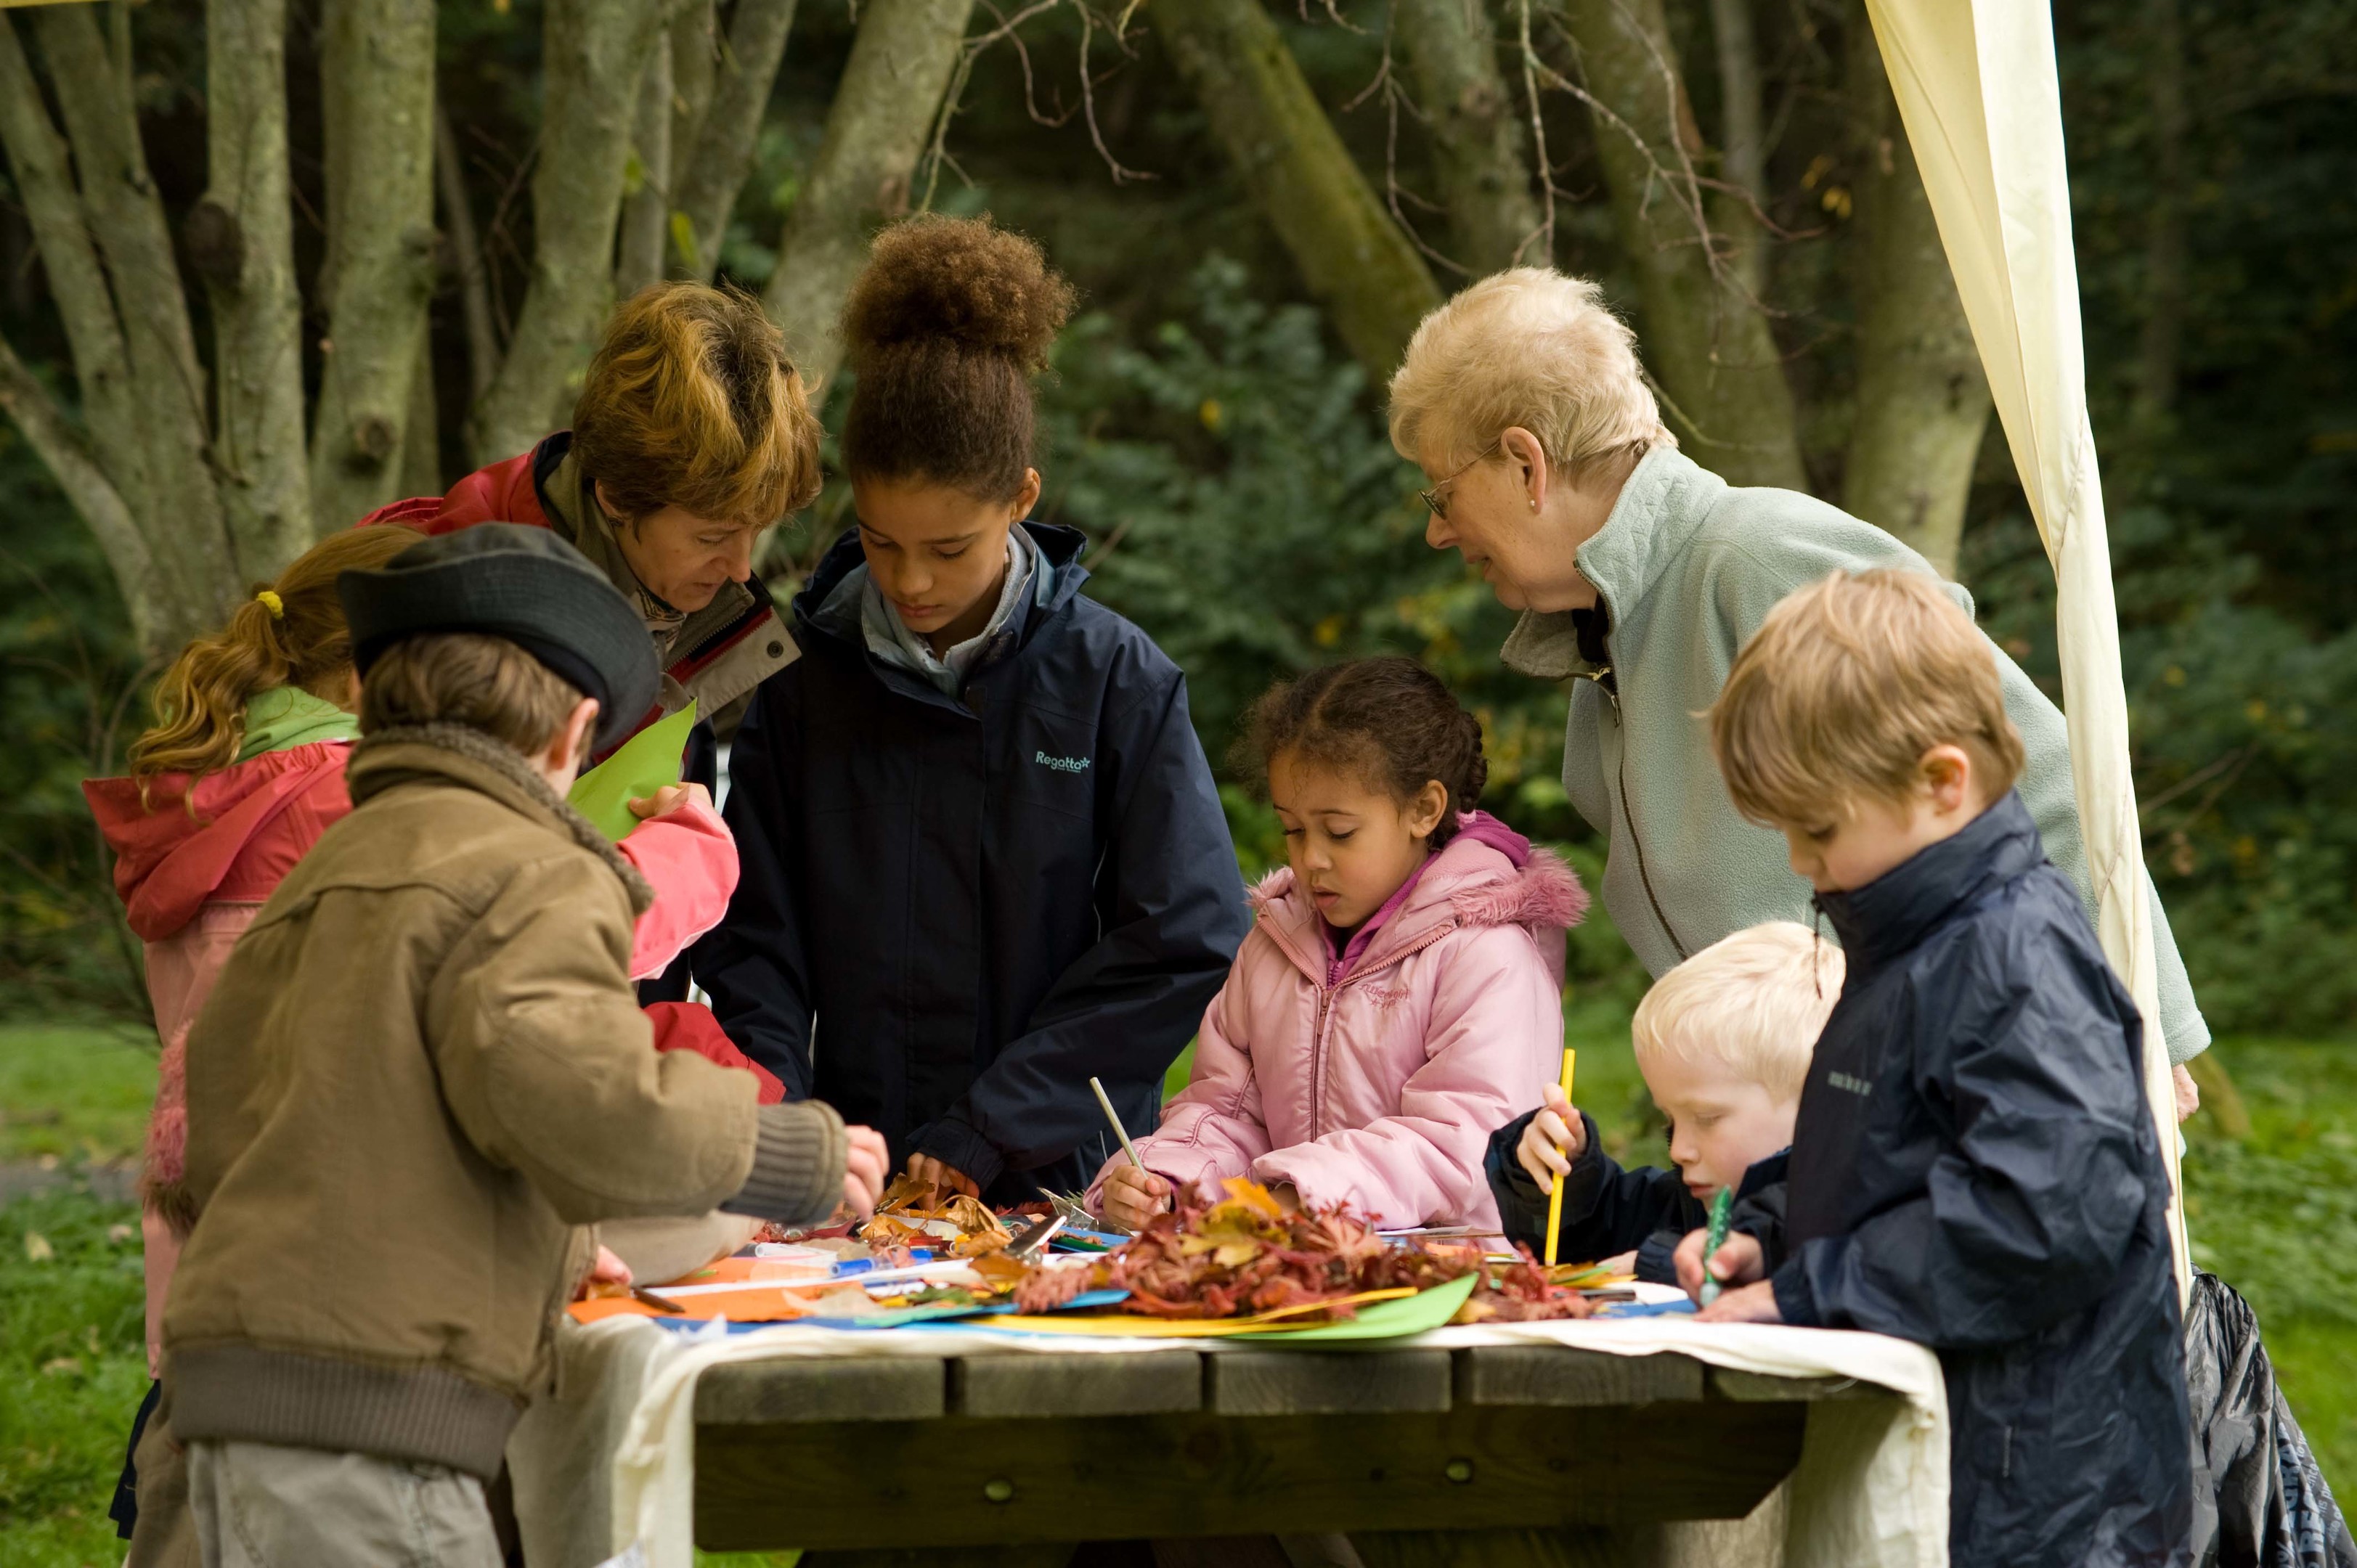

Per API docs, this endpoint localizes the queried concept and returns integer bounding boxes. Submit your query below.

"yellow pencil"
[1542,1048,1577,1266]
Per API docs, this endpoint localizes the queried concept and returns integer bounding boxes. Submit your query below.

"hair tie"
[254,589,285,619]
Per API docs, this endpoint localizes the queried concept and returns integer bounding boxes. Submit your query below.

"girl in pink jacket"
[1094,658,1585,1233]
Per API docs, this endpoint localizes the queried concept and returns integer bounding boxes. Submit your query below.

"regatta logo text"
[1035,751,1092,775]
[1828,1071,1873,1098]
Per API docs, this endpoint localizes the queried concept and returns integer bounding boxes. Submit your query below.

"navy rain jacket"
[693,522,1250,1201]
[1743,791,2191,1568]
[1484,1110,1786,1283]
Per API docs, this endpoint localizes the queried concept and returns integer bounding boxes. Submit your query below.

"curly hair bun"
[839,213,1078,499]
[842,213,1075,371]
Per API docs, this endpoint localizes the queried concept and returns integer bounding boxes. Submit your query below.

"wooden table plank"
[1207,1349,1452,1415]
[694,1357,946,1425]
[1709,1367,1890,1402]
[695,1403,1806,1551]
[953,1350,1204,1418]
[1454,1347,1705,1408]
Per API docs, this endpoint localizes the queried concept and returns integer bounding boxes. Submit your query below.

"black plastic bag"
[2186,1271,2357,1568]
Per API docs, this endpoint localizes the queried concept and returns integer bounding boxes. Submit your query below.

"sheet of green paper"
[566,702,699,841]
[1243,1273,1478,1343]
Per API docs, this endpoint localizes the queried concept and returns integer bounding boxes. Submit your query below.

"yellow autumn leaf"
[23,1230,53,1264]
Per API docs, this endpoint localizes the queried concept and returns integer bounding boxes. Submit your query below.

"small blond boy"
[1680,567,2189,1568]
[1487,921,1839,1278]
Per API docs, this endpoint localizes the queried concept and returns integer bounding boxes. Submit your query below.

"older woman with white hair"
[1390,269,2210,1096]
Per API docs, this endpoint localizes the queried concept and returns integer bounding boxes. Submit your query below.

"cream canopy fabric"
[1863,0,2189,1297]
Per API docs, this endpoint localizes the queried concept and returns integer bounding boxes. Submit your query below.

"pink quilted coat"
[1091,817,1586,1231]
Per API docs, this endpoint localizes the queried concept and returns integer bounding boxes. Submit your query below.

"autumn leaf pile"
[1010,1178,1465,1321]
[858,1173,1013,1259]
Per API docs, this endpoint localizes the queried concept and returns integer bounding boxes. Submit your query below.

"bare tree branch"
[615,25,676,296]
[0,15,139,491]
[475,0,672,465]
[760,0,978,392]
[0,333,165,651]
[434,101,502,405]
[198,0,311,571]
[674,0,807,282]
[29,4,243,613]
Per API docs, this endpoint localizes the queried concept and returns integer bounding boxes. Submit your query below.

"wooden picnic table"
[693,1338,1901,1565]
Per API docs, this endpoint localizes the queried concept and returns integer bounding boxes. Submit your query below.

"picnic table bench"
[692,1339,1901,1564]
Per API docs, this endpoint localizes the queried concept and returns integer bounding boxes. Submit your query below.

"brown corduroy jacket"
[162,723,844,1477]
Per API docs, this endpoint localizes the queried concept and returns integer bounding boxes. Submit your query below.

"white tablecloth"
[505,1315,1947,1568]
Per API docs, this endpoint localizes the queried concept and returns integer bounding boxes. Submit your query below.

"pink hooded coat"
[1091,820,1586,1231]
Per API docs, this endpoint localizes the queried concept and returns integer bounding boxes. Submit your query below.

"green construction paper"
[1246,1273,1478,1343]
[566,701,699,841]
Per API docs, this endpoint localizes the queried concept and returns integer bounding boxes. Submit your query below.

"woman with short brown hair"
[365,281,821,749]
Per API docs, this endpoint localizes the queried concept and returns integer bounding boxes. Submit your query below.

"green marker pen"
[1698,1185,1734,1307]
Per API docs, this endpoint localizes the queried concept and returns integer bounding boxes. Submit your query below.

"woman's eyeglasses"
[1418,445,1499,523]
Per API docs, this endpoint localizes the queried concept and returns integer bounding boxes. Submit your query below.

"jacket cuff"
[1634,1230,1681,1285]
[1769,1257,1819,1327]
[913,1114,1006,1194]
[721,1100,847,1227]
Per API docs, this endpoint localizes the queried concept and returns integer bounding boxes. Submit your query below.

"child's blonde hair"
[1632,923,1843,1101]
[1710,568,2026,828]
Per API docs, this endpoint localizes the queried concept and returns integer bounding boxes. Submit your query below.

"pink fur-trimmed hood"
[1248,817,1589,986]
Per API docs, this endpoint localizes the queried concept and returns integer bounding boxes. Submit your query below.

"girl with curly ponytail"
[1090,656,1589,1237]
[128,526,422,790]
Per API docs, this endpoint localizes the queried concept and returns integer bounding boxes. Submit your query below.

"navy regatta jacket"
[1743,791,2191,1568]
[693,523,1249,1201]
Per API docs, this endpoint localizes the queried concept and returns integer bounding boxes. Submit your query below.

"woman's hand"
[574,1245,633,1300]
[904,1152,980,1201]
[1695,1280,1783,1324]
[1674,1227,1764,1302]
[628,783,714,822]
[840,1126,889,1219]
[1097,1165,1171,1230]
[1515,1085,1585,1188]
[2173,1063,2201,1124]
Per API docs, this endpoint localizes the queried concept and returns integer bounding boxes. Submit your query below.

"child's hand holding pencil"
[1514,1081,1587,1189]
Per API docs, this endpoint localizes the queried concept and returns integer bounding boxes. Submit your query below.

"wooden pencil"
[1543,1048,1577,1266]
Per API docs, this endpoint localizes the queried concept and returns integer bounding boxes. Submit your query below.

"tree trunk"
[309,0,439,535]
[401,324,443,497]
[1391,0,1542,276]
[1554,0,1805,489]
[759,0,975,392]
[1152,0,1442,380]
[1840,18,1989,577]
[1706,0,1764,297]
[15,7,245,645]
[614,26,676,298]
[674,0,799,281]
[196,0,312,568]
[474,0,671,465]
[0,16,147,527]
[435,102,502,407]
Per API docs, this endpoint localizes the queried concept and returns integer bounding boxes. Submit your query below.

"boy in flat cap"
[161,526,885,1567]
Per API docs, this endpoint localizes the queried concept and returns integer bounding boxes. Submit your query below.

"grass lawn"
[3,1018,2353,1562]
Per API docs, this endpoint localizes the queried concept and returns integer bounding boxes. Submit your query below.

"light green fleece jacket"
[1503,445,2210,1063]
